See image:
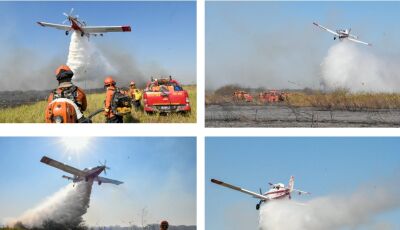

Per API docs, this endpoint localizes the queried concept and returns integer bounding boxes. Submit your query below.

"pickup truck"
[143,77,191,114]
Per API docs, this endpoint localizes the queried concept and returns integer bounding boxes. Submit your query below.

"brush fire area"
[206,86,400,127]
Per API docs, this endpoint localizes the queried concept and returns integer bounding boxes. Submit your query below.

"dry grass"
[0,85,196,123]
[206,88,400,110]
[286,90,400,110]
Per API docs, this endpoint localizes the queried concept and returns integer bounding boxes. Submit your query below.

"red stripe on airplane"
[122,26,131,32]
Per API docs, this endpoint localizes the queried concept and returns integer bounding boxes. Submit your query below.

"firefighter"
[128,81,141,110]
[152,79,160,92]
[47,65,89,123]
[104,76,124,123]
[160,220,169,230]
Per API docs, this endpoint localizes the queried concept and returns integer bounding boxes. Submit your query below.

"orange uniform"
[46,65,89,123]
[104,85,116,119]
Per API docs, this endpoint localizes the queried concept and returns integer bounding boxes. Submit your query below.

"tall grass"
[287,90,400,110]
[206,87,400,110]
[0,85,196,123]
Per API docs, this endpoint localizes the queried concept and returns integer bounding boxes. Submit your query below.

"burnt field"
[0,90,49,108]
[206,104,400,127]
[0,89,104,108]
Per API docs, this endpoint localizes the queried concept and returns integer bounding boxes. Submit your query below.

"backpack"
[52,86,79,108]
[111,88,132,116]
[45,98,81,123]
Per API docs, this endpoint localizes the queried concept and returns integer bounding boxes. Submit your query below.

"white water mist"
[321,41,400,93]
[9,181,93,228]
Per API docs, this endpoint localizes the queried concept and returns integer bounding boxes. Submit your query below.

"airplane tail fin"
[288,176,294,192]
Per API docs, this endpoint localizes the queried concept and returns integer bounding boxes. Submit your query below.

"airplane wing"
[37,22,71,31]
[95,176,124,185]
[313,22,339,36]
[40,156,85,177]
[347,37,372,46]
[348,34,359,39]
[292,189,311,195]
[82,25,131,34]
[211,179,269,200]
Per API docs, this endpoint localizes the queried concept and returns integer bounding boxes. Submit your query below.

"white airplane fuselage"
[256,183,292,210]
[63,166,106,183]
[335,29,350,40]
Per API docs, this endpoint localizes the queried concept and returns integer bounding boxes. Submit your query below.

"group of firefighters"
[47,64,141,123]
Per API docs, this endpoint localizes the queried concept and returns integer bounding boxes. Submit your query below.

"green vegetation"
[0,85,196,123]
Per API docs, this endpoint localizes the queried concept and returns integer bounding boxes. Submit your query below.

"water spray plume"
[67,32,115,85]
[259,182,400,230]
[8,181,94,228]
[321,41,400,93]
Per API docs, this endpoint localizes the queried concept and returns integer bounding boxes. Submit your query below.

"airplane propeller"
[99,160,110,175]
[62,8,78,21]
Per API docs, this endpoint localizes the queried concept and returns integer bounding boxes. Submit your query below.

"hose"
[88,108,104,119]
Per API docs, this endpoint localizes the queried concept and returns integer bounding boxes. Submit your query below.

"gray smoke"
[0,34,175,91]
[320,41,400,92]
[259,182,400,230]
[8,181,93,228]
[0,45,63,91]
[97,45,147,88]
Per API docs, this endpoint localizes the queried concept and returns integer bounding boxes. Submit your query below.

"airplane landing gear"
[334,37,336,40]
[98,181,102,185]
[256,203,260,210]
[81,32,84,37]
[65,31,69,36]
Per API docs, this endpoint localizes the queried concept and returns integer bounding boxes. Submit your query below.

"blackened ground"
[0,89,104,108]
[206,104,400,127]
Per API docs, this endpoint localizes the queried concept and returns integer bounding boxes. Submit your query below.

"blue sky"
[206,137,400,230]
[0,137,196,226]
[206,1,400,89]
[0,1,196,89]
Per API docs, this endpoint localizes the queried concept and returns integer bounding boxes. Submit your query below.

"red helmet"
[55,65,73,81]
[130,81,135,86]
[160,221,169,229]
[104,76,116,86]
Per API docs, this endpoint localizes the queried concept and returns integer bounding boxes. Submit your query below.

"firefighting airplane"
[313,22,372,46]
[37,8,131,38]
[211,176,310,210]
[40,156,123,186]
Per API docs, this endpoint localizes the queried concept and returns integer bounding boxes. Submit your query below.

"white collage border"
[1,1,400,230]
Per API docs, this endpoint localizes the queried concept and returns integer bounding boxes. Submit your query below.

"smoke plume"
[320,41,400,92]
[0,34,151,91]
[8,181,93,228]
[259,183,400,230]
